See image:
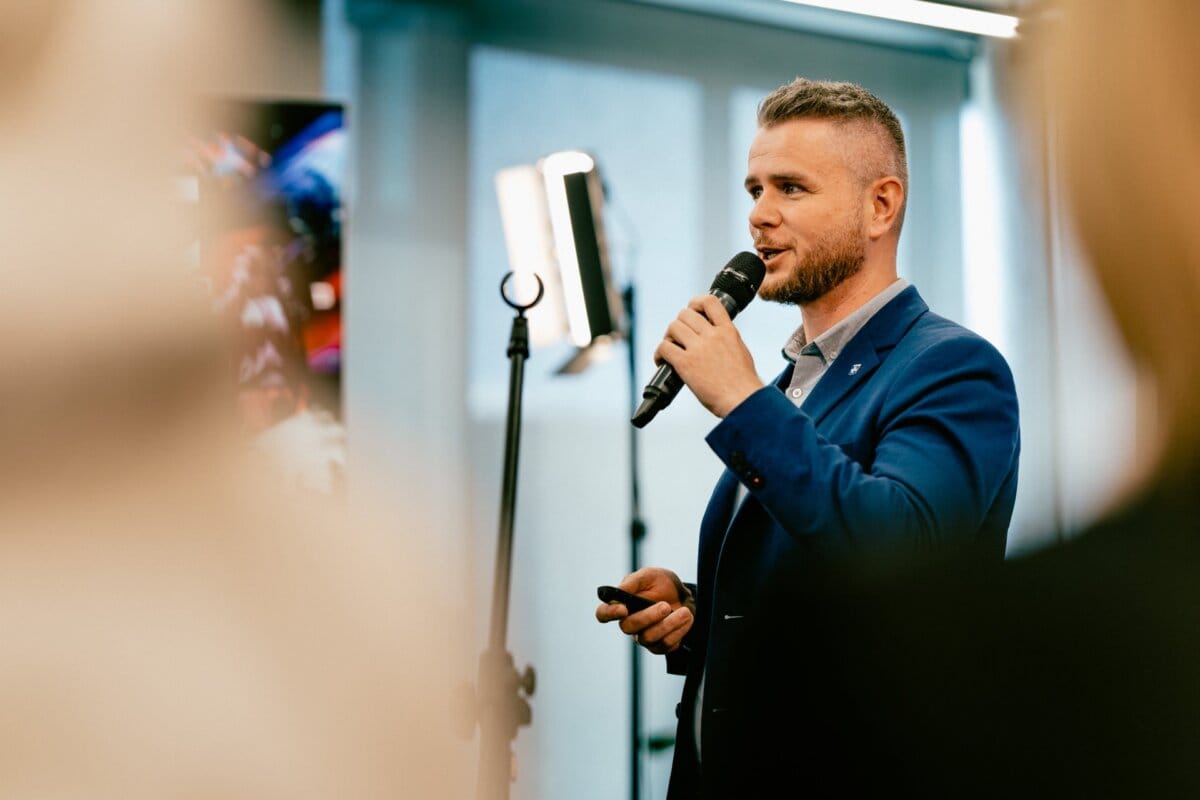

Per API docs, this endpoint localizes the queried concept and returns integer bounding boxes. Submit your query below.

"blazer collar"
[786,285,929,427]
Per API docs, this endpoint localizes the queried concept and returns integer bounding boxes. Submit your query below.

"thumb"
[619,568,668,597]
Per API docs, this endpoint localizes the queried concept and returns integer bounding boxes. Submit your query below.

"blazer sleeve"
[705,334,1019,555]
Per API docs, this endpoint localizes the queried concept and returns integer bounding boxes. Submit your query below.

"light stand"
[473,272,543,800]
[623,284,647,800]
[494,150,643,800]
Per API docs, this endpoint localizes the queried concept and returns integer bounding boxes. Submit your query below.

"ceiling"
[619,0,1030,60]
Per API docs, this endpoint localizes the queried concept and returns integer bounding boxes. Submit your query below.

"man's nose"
[749,194,780,229]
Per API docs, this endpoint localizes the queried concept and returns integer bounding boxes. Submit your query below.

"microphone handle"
[630,290,740,428]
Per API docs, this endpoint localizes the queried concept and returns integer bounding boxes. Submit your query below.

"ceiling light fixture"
[780,0,1019,38]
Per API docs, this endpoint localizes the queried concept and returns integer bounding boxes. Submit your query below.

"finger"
[638,608,694,654]
[620,568,680,603]
[619,568,664,595]
[688,294,732,325]
[652,341,680,369]
[618,601,672,636]
[619,601,671,635]
[664,320,699,350]
[673,306,712,336]
[659,608,694,649]
[595,602,629,623]
[635,627,672,653]
[638,606,693,646]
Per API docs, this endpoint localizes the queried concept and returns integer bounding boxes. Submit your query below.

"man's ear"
[866,177,904,239]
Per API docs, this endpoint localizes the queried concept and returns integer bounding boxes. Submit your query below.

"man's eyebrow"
[744,172,810,189]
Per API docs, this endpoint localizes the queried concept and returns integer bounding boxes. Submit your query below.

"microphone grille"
[710,251,767,311]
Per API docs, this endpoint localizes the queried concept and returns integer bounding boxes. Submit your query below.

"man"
[595,78,1020,796]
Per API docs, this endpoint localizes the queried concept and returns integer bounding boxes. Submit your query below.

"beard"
[759,217,866,306]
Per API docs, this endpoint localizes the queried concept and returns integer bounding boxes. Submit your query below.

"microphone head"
[710,251,767,312]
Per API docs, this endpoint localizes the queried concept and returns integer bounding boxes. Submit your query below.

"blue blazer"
[666,285,1020,797]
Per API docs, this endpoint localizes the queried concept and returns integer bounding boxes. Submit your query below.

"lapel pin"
[849,363,862,375]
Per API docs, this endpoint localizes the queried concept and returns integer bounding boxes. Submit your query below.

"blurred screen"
[192,100,344,420]
[189,100,346,490]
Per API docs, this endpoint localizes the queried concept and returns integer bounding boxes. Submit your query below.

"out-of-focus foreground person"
[0,3,470,798]
[1051,0,1200,481]
[733,1,1200,796]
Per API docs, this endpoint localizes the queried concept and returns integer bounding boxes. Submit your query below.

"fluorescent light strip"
[780,0,1018,38]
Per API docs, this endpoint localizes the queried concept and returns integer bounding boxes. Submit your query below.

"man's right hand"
[595,567,695,655]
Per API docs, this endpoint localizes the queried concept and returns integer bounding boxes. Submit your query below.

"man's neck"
[799,266,899,341]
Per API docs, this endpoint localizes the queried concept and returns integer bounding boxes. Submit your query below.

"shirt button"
[829,351,838,359]
[790,388,803,399]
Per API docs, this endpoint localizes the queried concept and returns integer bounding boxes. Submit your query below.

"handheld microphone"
[631,251,766,428]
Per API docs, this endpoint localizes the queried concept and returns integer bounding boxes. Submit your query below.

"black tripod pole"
[476,273,542,800]
[622,284,647,800]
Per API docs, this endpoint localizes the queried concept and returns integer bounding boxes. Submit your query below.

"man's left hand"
[652,294,764,418]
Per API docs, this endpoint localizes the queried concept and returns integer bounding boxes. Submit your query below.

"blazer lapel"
[800,286,928,427]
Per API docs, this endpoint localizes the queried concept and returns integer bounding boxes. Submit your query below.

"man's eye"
[783,183,805,194]
[748,187,762,200]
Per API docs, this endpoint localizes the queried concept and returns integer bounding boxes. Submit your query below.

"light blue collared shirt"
[781,278,909,408]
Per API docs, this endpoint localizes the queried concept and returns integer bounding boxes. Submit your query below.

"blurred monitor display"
[190,100,346,491]
[192,100,344,423]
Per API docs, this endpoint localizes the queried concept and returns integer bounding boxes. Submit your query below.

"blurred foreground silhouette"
[0,2,471,797]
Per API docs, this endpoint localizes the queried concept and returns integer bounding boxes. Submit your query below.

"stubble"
[759,217,867,306]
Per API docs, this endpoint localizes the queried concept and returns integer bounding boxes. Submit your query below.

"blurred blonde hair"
[1046,0,1200,483]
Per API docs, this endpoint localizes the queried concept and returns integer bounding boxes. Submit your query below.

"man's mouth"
[757,246,787,265]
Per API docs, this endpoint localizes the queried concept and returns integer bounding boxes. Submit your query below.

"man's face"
[745,118,867,305]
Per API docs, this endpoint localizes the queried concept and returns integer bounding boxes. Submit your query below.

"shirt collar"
[781,278,910,364]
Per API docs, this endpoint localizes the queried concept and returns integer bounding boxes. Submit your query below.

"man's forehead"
[747,118,850,175]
